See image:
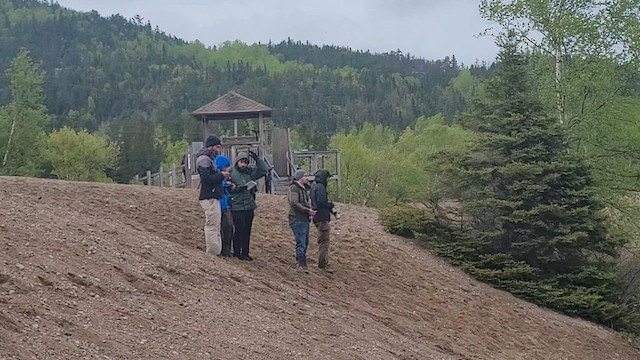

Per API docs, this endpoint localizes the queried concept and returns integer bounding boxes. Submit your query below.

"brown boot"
[296,261,309,273]
[319,265,334,273]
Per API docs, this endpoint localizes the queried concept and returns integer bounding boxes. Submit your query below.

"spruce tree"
[434,42,635,330]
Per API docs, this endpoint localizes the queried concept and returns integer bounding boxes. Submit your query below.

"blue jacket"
[215,155,232,211]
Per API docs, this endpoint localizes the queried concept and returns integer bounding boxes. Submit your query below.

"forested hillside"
[0,0,488,180]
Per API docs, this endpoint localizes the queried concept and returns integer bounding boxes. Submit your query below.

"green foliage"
[380,205,431,238]
[288,127,306,152]
[0,0,494,182]
[101,111,164,183]
[481,0,640,124]
[418,43,640,333]
[438,70,486,122]
[0,48,49,176]
[450,69,485,101]
[480,0,640,63]
[330,116,474,206]
[392,114,474,201]
[46,127,119,182]
[329,124,393,206]
[574,97,640,194]
[161,138,188,169]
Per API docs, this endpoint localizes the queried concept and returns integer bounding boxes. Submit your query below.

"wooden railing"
[135,163,187,188]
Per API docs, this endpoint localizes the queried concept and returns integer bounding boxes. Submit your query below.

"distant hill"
[0,0,491,134]
[267,38,492,77]
[0,0,492,182]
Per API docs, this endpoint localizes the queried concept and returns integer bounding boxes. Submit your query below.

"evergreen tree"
[433,42,636,331]
[102,111,162,183]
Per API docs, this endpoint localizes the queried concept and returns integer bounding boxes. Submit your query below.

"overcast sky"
[56,0,499,65]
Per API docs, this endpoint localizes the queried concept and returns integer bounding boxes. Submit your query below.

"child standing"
[215,155,235,257]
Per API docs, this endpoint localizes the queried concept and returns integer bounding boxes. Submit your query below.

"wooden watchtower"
[184,91,341,198]
[185,91,273,190]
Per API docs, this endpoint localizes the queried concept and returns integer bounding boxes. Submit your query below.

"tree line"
[0,0,490,182]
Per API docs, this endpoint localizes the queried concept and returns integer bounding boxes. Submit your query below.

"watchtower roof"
[191,91,272,121]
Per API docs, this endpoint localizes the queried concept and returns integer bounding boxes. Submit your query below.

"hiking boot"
[239,255,253,261]
[319,265,335,273]
[296,264,309,273]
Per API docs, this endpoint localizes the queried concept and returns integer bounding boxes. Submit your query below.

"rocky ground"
[0,176,638,360]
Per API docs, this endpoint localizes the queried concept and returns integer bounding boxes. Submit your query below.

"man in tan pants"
[196,135,227,255]
[310,169,336,273]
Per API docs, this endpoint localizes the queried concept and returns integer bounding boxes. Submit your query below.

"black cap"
[205,135,221,147]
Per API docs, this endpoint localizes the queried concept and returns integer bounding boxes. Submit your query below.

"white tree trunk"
[555,43,566,124]
[2,118,16,167]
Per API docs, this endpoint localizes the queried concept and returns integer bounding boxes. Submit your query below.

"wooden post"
[336,152,341,199]
[185,148,193,189]
[234,119,238,137]
[202,117,208,141]
[185,158,192,189]
[287,128,294,177]
[257,114,265,194]
[171,163,177,187]
[258,113,266,157]
[159,167,164,188]
[310,154,318,174]
[146,171,152,187]
[272,127,289,178]
[135,174,139,184]
[231,146,237,164]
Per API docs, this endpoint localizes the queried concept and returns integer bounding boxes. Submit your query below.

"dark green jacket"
[229,152,270,212]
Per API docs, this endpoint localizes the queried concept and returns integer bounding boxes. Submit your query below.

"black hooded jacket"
[196,148,225,200]
[311,170,334,223]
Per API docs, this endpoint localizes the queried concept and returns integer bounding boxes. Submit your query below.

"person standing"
[288,169,316,273]
[311,169,336,273]
[215,155,235,258]
[229,150,270,261]
[196,135,227,255]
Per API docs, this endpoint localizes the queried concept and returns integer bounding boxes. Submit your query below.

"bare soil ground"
[0,176,638,360]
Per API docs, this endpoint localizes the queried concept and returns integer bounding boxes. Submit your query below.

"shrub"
[380,205,430,238]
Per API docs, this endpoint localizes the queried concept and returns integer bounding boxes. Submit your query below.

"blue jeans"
[291,220,310,264]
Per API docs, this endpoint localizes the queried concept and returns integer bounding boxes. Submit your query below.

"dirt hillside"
[0,176,638,360]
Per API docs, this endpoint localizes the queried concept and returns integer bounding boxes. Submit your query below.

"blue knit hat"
[215,155,231,171]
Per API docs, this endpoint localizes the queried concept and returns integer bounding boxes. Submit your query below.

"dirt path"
[0,177,638,359]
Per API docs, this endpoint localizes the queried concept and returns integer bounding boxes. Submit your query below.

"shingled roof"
[191,91,272,121]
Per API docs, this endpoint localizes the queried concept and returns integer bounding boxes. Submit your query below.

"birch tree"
[0,49,49,176]
[480,0,640,124]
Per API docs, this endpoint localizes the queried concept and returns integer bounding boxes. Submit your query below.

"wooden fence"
[135,163,188,188]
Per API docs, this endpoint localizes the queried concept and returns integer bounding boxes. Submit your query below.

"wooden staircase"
[272,178,291,195]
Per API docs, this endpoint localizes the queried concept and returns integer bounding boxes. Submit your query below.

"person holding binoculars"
[230,150,270,261]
